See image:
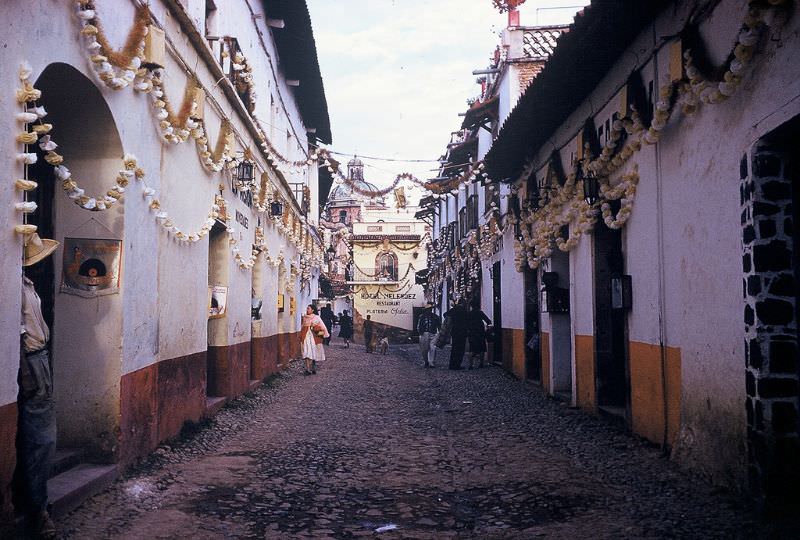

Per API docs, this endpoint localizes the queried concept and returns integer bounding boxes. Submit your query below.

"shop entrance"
[26,63,125,461]
[491,261,502,365]
[593,212,629,418]
[524,267,541,381]
[548,247,572,397]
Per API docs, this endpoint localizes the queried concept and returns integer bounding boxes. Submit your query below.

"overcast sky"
[306,0,590,195]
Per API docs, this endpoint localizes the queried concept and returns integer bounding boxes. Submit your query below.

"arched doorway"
[26,63,125,461]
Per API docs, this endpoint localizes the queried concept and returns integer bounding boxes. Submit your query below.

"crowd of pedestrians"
[418,298,492,370]
[301,300,493,373]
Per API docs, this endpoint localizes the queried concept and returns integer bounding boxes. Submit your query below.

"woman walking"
[300,305,329,375]
[338,309,354,348]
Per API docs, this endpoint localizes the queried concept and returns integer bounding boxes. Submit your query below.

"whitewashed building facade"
[0,0,331,519]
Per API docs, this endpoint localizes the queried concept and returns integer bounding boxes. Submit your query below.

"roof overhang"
[484,0,671,182]
[263,0,332,144]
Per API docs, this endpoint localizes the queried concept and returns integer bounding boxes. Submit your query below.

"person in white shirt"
[15,233,59,540]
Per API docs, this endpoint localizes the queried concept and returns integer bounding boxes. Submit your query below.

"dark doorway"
[207,221,229,398]
[524,267,541,381]
[492,261,502,365]
[593,211,629,417]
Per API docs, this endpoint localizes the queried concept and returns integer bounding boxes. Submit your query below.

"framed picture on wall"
[61,237,122,298]
[208,285,228,319]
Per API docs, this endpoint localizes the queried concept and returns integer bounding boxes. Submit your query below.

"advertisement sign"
[61,237,122,298]
[208,286,228,318]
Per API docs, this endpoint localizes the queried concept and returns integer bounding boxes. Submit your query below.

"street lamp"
[235,159,254,191]
[270,199,284,217]
[581,167,600,206]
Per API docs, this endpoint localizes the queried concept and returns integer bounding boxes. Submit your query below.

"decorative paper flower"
[44,152,64,166]
[38,135,58,151]
[15,179,38,191]
[18,61,33,81]
[16,86,42,103]
[32,123,53,134]
[76,9,96,20]
[16,112,38,123]
[15,201,38,213]
[15,224,38,235]
[16,132,39,144]
[17,153,38,164]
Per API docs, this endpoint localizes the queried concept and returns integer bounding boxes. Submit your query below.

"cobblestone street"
[56,344,755,539]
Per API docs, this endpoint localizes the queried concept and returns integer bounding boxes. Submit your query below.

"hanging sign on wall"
[61,237,122,298]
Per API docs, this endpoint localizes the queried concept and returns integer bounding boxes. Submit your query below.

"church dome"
[327,155,386,206]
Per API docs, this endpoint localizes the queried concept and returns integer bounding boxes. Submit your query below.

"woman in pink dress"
[300,305,329,375]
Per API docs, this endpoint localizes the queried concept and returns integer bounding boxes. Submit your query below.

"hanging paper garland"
[74,1,150,91]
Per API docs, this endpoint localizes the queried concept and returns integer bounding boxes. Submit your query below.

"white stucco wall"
[0,0,323,422]
[504,0,800,486]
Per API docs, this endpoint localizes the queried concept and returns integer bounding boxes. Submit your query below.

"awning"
[461,96,499,130]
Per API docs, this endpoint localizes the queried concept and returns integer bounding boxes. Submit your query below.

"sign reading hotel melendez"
[357,291,419,330]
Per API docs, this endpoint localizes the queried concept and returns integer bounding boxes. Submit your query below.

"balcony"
[346,267,400,285]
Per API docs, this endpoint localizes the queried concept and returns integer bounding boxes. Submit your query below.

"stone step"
[205,396,227,418]
[49,448,86,479]
[48,463,118,519]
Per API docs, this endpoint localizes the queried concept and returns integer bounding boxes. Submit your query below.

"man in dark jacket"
[319,303,335,345]
[416,303,441,367]
[444,299,469,370]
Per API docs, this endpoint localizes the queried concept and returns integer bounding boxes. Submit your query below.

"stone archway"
[28,62,125,461]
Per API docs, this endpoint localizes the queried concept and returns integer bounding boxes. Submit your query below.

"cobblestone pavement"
[56,343,757,539]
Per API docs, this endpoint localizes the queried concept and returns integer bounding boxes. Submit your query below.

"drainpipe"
[652,22,671,453]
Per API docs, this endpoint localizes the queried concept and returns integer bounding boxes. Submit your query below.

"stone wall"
[742,140,799,512]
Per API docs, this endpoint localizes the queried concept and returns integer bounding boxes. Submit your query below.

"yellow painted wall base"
[499,328,525,378]
[629,341,682,446]
[574,335,596,412]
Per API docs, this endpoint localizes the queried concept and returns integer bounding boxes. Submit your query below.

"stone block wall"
[741,142,799,512]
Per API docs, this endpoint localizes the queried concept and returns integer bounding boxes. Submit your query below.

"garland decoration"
[75,1,150,90]
[15,66,131,212]
[505,0,789,272]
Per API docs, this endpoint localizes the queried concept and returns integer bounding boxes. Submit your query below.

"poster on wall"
[208,286,228,319]
[289,297,296,315]
[61,237,122,298]
[277,293,284,313]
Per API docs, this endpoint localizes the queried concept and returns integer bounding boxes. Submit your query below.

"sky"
[306,0,590,199]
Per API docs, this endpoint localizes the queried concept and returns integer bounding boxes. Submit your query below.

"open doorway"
[492,261,502,365]
[548,246,572,399]
[524,267,541,381]
[207,221,229,400]
[25,63,125,462]
[593,210,629,419]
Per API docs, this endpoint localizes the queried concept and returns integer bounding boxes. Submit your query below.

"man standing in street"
[319,303,335,346]
[444,299,469,370]
[15,233,59,540]
[363,314,374,353]
[417,303,440,368]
